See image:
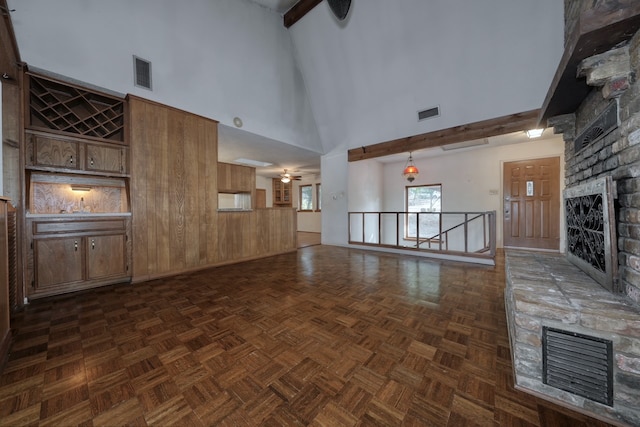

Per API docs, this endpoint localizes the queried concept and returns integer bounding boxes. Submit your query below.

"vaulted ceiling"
[5,0,565,178]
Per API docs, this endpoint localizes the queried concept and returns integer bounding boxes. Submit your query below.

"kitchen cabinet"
[273,178,292,207]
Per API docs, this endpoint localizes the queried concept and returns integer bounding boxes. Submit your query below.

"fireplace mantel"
[539,1,640,124]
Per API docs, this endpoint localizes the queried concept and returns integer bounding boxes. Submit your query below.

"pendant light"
[403,152,419,182]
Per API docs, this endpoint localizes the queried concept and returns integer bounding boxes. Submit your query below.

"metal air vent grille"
[133,56,152,90]
[543,327,613,406]
[418,106,440,121]
[574,102,617,154]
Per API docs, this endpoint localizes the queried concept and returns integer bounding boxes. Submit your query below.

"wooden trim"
[539,1,640,124]
[126,94,219,124]
[0,329,10,372]
[284,0,322,28]
[0,0,21,83]
[348,110,540,162]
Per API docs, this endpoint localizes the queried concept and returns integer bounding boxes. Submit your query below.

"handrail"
[348,210,496,260]
[418,213,484,243]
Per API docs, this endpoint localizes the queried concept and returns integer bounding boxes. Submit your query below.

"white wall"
[290,0,564,151]
[8,0,322,154]
[380,137,566,249]
[321,149,349,245]
[256,175,273,207]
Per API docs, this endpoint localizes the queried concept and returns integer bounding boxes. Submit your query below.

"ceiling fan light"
[281,176,291,183]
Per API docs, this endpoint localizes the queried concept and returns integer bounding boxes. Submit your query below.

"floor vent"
[133,55,152,90]
[574,101,617,154]
[418,106,440,121]
[543,327,613,406]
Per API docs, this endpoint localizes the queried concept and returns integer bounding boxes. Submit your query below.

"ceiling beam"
[284,0,322,28]
[348,109,541,162]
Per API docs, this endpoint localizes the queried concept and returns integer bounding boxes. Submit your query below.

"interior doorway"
[503,157,561,250]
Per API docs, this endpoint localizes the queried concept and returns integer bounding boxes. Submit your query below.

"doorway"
[503,157,560,250]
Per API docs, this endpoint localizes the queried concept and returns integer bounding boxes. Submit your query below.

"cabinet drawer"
[32,219,127,235]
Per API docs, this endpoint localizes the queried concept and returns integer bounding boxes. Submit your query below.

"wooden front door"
[503,157,560,250]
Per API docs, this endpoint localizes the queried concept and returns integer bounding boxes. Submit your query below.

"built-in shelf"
[28,73,126,142]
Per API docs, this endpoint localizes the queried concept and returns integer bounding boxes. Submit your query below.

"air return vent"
[574,101,617,154]
[543,327,613,406]
[418,106,440,121]
[133,55,152,90]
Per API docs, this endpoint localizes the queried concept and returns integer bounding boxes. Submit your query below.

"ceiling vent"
[133,55,152,90]
[543,327,613,406]
[418,106,440,121]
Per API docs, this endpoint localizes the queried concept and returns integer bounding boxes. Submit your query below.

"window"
[300,185,313,211]
[406,184,442,239]
[316,184,321,211]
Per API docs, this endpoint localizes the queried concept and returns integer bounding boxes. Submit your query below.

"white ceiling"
[247,0,299,14]
[218,124,323,179]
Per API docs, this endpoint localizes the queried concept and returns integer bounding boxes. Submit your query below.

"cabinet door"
[87,234,126,280]
[86,144,126,174]
[34,237,84,289]
[28,136,79,170]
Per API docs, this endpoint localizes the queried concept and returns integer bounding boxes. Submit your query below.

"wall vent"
[133,55,152,90]
[543,327,613,406]
[418,106,440,121]
[574,101,617,154]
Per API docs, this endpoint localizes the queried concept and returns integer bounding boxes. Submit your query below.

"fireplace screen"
[564,176,618,292]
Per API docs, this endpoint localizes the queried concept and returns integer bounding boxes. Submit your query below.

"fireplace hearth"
[504,2,640,426]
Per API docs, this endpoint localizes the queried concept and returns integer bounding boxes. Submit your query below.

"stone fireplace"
[504,2,640,426]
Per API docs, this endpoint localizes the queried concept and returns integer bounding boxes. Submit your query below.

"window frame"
[299,184,313,211]
[315,183,321,212]
[405,183,442,241]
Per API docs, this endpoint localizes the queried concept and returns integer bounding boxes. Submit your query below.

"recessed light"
[526,128,544,139]
[234,158,272,168]
[233,117,243,128]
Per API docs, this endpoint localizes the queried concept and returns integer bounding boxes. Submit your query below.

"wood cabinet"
[21,73,131,299]
[26,131,129,176]
[217,162,255,193]
[86,143,127,174]
[273,178,292,207]
[28,218,130,298]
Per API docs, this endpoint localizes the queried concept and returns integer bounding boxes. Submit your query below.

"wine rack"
[28,74,125,142]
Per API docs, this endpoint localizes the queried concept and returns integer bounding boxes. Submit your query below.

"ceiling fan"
[279,169,302,183]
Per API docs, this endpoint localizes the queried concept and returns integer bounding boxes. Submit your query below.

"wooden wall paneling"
[129,97,149,281]
[153,105,170,275]
[0,199,9,370]
[255,209,269,254]
[200,118,214,265]
[130,96,220,279]
[183,113,199,269]
[168,111,186,272]
[2,83,20,305]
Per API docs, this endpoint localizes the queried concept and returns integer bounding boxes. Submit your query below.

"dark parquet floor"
[0,246,617,426]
